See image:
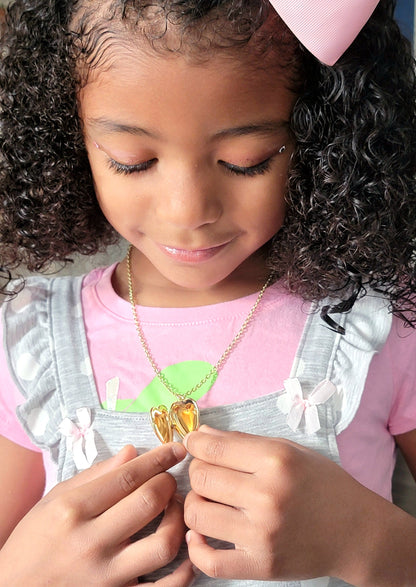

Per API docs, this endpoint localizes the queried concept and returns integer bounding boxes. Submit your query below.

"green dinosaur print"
[102,360,217,412]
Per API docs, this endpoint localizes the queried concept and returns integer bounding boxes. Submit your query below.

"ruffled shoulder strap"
[3,274,89,456]
[288,290,392,435]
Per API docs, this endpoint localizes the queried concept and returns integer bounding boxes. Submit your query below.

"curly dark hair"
[1,0,415,328]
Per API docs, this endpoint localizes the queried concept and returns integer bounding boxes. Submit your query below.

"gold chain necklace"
[126,244,274,443]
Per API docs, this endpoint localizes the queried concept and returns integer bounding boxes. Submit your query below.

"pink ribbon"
[269,0,380,65]
[278,378,337,434]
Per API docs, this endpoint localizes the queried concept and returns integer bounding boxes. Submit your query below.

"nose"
[156,164,222,230]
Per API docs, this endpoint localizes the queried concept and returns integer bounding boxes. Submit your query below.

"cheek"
[263,163,290,231]
[246,178,288,238]
[93,178,131,225]
[89,157,135,217]
[262,196,287,237]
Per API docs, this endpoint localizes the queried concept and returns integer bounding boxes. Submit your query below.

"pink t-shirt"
[1,264,416,499]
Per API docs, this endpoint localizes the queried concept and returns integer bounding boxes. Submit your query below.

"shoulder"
[380,313,416,372]
[81,263,117,291]
[3,265,113,314]
[1,273,86,368]
[2,274,78,321]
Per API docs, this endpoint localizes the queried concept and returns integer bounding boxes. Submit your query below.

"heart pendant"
[150,405,173,444]
[169,399,200,439]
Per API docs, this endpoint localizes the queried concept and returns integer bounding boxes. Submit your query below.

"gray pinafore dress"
[3,275,392,587]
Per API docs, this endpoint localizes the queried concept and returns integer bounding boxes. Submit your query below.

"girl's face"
[79,41,298,305]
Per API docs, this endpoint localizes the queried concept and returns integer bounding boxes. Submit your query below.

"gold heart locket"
[150,399,200,443]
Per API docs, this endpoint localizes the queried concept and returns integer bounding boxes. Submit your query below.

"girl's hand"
[184,426,416,586]
[0,443,196,586]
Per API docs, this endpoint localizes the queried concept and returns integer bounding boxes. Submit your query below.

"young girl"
[0,0,415,585]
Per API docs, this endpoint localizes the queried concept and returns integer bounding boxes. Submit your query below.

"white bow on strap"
[278,378,337,434]
[59,407,98,471]
[269,0,380,65]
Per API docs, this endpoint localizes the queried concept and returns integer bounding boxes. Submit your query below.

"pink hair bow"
[269,0,380,65]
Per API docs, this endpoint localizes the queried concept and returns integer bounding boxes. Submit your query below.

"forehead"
[79,44,298,137]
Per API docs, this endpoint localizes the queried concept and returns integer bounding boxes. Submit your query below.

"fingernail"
[199,424,221,434]
[172,442,187,460]
[115,445,136,459]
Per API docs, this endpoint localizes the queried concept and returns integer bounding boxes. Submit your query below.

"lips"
[158,242,228,263]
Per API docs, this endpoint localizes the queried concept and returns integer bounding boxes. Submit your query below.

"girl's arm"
[0,441,196,586]
[0,435,45,548]
[395,428,416,481]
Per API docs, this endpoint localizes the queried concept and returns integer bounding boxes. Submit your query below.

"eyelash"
[106,154,276,177]
[218,156,274,177]
[107,158,157,175]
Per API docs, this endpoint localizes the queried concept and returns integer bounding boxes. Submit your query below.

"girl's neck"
[113,252,272,308]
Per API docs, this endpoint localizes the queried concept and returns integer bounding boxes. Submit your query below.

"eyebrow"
[213,121,290,139]
[87,117,158,138]
[87,117,289,140]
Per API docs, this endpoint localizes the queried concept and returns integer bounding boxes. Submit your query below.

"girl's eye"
[107,158,157,175]
[218,155,275,177]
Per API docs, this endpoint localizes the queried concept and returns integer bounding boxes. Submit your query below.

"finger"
[188,458,251,507]
[52,443,187,518]
[151,559,197,586]
[184,427,262,472]
[184,427,302,474]
[185,490,245,545]
[97,472,177,543]
[112,494,187,583]
[46,445,138,497]
[187,529,254,580]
